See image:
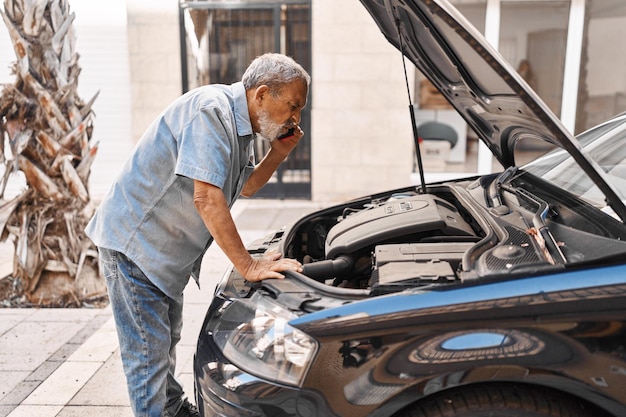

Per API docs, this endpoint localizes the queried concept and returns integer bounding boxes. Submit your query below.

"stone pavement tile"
[69,350,128,407]
[6,404,63,417]
[0,380,39,410]
[59,305,113,344]
[0,320,87,372]
[57,406,133,417]
[159,290,210,403]
[0,308,103,377]
[177,344,196,372]
[174,344,196,399]
[178,373,195,405]
[20,310,120,409]
[0,372,29,403]
[233,200,323,231]
[180,302,210,348]
[177,337,197,369]
[0,311,35,336]
[67,316,117,363]
[56,309,113,358]
[46,343,81,364]
[70,339,196,411]
[27,308,99,323]
[183,250,230,306]
[24,361,62,384]
[7,405,63,417]
[22,361,102,406]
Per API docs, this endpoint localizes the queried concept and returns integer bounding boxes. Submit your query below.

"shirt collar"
[232,82,254,138]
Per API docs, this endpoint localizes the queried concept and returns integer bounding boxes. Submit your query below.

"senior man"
[86,53,310,417]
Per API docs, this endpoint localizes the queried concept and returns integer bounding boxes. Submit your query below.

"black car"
[194,1,626,416]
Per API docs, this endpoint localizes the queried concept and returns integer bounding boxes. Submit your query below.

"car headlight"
[212,292,318,387]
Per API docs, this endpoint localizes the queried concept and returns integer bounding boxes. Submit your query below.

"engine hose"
[301,255,354,280]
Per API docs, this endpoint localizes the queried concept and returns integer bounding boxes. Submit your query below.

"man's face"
[255,80,308,141]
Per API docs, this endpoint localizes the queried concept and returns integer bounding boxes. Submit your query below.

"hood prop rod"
[396,17,427,194]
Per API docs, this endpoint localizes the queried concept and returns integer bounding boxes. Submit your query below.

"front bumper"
[194,297,335,417]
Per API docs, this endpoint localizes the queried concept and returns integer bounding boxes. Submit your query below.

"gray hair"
[242,53,310,96]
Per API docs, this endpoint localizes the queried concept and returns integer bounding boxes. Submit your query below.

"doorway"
[178,0,312,199]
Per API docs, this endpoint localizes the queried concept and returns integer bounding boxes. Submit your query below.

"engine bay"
[280,188,487,294]
[268,177,626,298]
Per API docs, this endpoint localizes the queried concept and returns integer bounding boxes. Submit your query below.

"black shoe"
[174,398,199,417]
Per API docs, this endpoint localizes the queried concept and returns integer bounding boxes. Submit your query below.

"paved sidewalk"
[0,199,324,417]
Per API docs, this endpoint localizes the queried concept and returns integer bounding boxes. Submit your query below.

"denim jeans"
[99,248,186,417]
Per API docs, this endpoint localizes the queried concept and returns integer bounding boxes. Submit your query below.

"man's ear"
[254,85,270,104]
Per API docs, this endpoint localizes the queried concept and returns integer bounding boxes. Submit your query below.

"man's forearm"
[193,179,303,282]
[241,148,286,197]
[194,181,253,273]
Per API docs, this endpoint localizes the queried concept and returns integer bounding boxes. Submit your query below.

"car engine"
[282,190,485,294]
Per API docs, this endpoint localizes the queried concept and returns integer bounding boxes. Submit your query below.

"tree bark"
[0,0,105,307]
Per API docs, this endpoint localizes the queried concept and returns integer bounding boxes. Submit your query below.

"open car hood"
[359,0,626,222]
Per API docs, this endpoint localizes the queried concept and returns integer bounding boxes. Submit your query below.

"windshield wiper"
[515,188,567,265]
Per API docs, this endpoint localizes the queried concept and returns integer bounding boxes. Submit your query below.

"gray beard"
[257,110,283,142]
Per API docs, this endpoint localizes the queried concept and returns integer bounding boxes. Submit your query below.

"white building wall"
[587,16,626,97]
[311,0,415,202]
[71,0,134,201]
[125,0,181,143]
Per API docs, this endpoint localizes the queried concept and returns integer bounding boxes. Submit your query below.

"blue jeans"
[99,248,186,417]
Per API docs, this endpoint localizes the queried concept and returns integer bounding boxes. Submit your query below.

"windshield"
[523,114,626,212]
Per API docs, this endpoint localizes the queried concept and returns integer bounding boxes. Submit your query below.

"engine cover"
[325,194,476,258]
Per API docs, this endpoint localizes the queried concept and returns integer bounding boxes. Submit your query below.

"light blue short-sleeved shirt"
[85,82,255,298]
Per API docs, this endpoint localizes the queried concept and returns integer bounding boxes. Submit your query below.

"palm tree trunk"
[0,0,105,307]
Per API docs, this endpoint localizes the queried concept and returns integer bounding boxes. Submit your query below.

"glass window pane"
[184,8,275,89]
[500,1,570,118]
